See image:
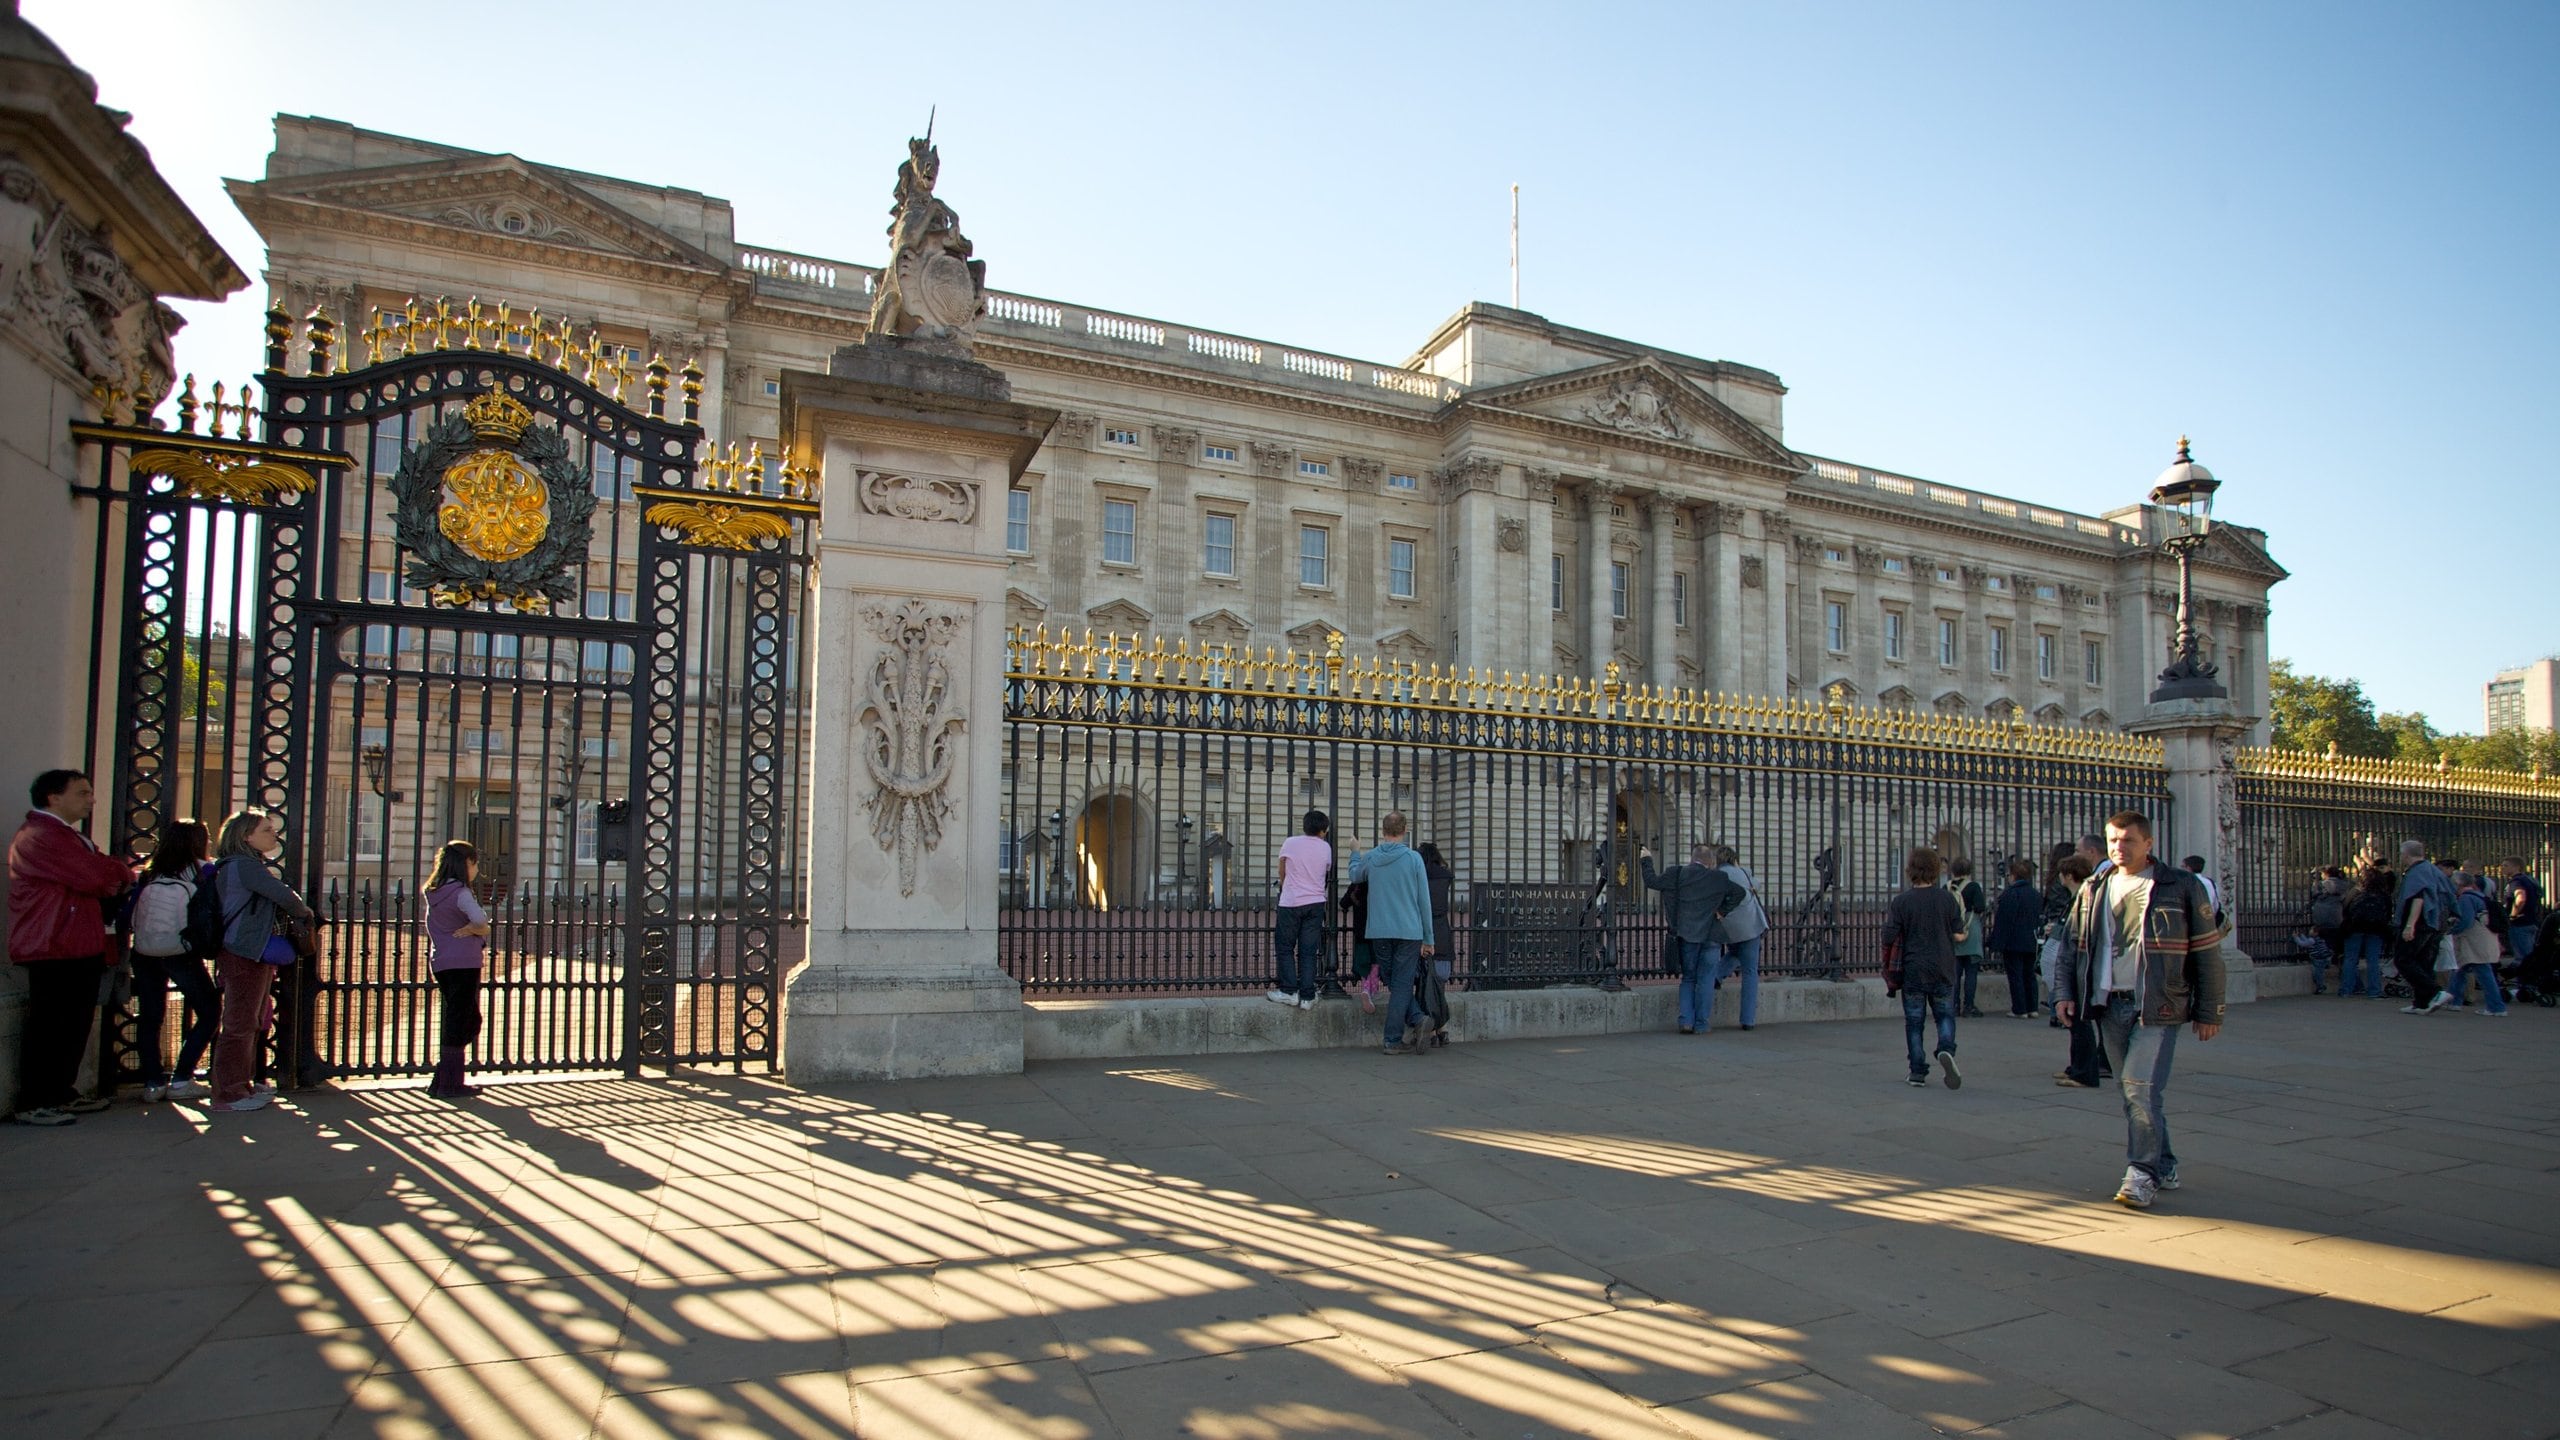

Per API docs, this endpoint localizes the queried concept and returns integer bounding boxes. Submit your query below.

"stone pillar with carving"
[1435,454,1503,673]
[784,354,1053,1080]
[2126,697,2260,1002]
[0,9,247,1113]
[1584,480,1619,679]
[1644,495,1678,690]
[1760,509,1792,698]
[779,131,1053,1080]
[1525,468,1558,676]
[1697,502,1740,695]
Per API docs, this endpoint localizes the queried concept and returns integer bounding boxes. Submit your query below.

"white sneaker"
[209,1093,272,1113]
[163,1079,209,1100]
[11,1107,74,1127]
[1296,995,1314,1011]
[2425,991,2454,1012]
[142,1084,169,1102]
[2113,1167,2158,1209]
[1265,989,1294,1005]
[2400,1004,2428,1014]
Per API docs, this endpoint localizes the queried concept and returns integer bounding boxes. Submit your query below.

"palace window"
[1825,601,1847,653]
[762,377,780,398]
[1883,609,1904,662]
[1298,459,1331,478]
[1203,443,1238,463]
[369,424,405,478]
[347,785,385,861]
[363,572,395,662]
[1673,572,1689,628]
[1882,557,1906,574]
[1388,471,1419,490]
[1551,554,1565,613]
[2085,640,2105,687]
[1299,525,1330,588]
[1102,499,1137,566]
[2036,632,2056,680]
[589,449,638,502]
[2036,583,2059,601]
[1609,562,1630,620]
[1825,546,1846,564]
[1989,624,2010,673]
[1203,513,1236,577]
[1389,538,1416,599]
[1006,488,1031,554]
[1937,618,1958,667]
[1936,566,1958,584]
[1104,427,1141,448]
[1985,574,2009,592]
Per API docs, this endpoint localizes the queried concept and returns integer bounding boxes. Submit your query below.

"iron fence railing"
[998,628,2173,996]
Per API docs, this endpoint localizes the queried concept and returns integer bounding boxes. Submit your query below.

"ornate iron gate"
[73,306,815,1081]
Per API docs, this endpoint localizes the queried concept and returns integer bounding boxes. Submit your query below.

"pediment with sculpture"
[1455,358,1800,471]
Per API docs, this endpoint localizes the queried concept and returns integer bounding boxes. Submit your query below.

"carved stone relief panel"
[856,470,980,525]
[855,597,968,897]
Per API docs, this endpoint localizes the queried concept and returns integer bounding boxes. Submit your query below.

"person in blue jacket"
[1349,812,1436,1055]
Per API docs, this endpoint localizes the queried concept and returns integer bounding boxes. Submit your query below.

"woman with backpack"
[1948,857,1990,1019]
[425,840,494,1097]
[2305,866,2351,995]
[125,819,221,1101]
[2340,865,2397,999]
[1713,843,1771,1030]
[208,807,316,1113]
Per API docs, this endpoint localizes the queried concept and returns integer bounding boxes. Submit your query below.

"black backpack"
[183,870,227,958]
[2346,889,2392,932]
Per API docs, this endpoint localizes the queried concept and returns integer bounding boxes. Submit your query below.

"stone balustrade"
[1804,455,2140,546]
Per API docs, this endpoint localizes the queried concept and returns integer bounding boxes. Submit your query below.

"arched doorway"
[1075,793,1155,911]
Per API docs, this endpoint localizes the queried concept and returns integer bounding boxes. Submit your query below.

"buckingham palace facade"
[236,116,2283,741]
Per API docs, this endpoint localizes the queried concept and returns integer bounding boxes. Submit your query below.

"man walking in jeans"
[1267,810,1331,1010]
[1350,813,1435,1055]
[2394,839,2458,1014]
[2054,811,2225,1210]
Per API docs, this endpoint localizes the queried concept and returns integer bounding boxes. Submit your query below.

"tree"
[2267,660,2390,758]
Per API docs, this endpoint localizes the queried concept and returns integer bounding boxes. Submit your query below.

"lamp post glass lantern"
[2148,436,2228,703]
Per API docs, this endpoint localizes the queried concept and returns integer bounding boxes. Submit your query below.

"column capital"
[1640,492,1678,530]
[1436,453,1503,495]
[1525,466,1560,502]
[1154,426,1199,462]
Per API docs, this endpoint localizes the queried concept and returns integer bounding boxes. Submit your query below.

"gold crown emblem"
[462,389,534,443]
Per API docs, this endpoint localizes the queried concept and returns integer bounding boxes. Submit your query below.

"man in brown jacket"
[2054,810,2226,1210]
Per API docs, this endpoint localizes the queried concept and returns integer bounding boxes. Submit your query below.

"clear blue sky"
[33,1,2557,733]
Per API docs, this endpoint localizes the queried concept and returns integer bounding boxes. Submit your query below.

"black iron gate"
[73,305,814,1081]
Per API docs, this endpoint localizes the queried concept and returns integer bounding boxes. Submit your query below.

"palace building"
[235,116,2284,742]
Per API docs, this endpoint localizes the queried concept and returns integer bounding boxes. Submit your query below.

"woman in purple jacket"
[424,840,492,1099]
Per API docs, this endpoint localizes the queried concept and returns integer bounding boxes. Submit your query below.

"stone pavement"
[3,996,2556,1440]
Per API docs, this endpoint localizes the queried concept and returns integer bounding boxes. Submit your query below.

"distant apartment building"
[2485,658,2560,734]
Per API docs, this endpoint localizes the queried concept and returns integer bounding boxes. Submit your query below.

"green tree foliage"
[2267,659,2390,757]
[2272,658,2556,774]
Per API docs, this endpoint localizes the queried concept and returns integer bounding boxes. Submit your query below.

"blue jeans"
[130,949,220,1087]
[1718,935,1763,1027]
[2098,1002,2180,1182]
[2514,925,2539,963]
[1676,940,1717,1029]
[2340,933,2386,996]
[1274,903,1326,1000]
[1375,938,1426,1044]
[1901,985,1956,1077]
[2446,962,2508,1013]
[1956,956,1982,1012]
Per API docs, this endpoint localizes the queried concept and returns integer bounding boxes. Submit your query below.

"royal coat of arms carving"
[390,388,598,608]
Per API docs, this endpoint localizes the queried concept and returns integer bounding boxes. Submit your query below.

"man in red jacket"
[9,770,132,1126]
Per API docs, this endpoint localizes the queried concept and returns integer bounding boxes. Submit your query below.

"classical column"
[1525,468,1558,677]
[1645,494,1678,690]
[1435,454,1503,672]
[1699,502,1743,695]
[783,339,1056,1081]
[1151,426,1199,629]
[1761,508,1792,698]
[1584,480,1620,679]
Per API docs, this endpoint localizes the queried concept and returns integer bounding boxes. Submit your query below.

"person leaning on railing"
[207,807,315,1114]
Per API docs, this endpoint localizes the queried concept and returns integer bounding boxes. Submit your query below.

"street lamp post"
[2147,437,2228,704]
[1047,807,1068,908]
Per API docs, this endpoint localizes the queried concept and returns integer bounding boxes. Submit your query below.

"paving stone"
[1087,1336,1460,1437]
[1657,1373,2004,1439]
[0,1385,143,1440]
[1753,1311,2064,1432]
[1400,1340,1694,1438]
[1016,1249,1336,1373]
[1940,1311,2321,1436]
[106,1330,374,1429]
[853,1356,1115,1439]
[2234,1336,2556,1439]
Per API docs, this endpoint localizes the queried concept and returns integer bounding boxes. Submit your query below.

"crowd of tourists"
[2293,851,2549,1011]
[7,768,493,1128]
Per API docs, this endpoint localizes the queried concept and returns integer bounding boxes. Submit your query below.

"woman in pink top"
[1268,809,1332,1009]
[424,840,493,1098]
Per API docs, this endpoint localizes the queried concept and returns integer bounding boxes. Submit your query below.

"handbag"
[2433,934,2459,975]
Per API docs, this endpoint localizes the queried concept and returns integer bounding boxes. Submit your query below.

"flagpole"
[1510,183,1520,308]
